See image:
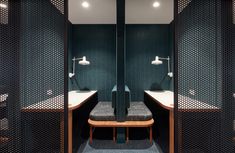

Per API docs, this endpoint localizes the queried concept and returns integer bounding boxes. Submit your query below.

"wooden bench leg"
[113,127,116,142]
[126,127,129,143]
[88,119,154,145]
[89,126,93,144]
[127,127,129,143]
[150,126,152,144]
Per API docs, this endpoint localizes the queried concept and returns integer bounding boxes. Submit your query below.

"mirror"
[125,1,174,152]
[68,0,116,152]
[125,0,174,96]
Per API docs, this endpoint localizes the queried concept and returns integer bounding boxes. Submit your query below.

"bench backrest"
[111,85,131,110]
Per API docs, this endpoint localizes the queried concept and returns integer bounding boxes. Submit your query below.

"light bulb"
[82,1,90,8]
[153,2,160,8]
[0,3,7,8]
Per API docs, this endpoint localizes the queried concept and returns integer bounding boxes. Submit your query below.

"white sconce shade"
[151,56,163,65]
[151,55,173,78]
[69,56,90,78]
[79,56,90,65]
[167,72,173,78]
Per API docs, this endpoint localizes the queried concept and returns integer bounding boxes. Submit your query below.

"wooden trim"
[68,111,73,153]
[113,127,116,142]
[126,127,129,142]
[90,126,93,144]
[60,113,64,153]
[150,126,152,144]
[88,119,154,144]
[169,110,174,153]
[88,119,154,128]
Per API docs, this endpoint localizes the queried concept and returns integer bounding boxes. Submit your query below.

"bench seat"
[88,101,154,143]
[89,102,152,121]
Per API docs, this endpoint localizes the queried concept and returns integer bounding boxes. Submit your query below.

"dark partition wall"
[233,2,235,151]
[0,0,67,152]
[175,0,234,152]
[0,0,21,152]
[116,0,126,143]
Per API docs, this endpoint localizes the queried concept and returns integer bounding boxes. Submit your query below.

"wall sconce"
[69,56,90,78]
[151,56,173,77]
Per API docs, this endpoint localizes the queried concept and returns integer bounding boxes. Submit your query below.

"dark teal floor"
[72,105,169,153]
[74,127,167,153]
[77,140,163,153]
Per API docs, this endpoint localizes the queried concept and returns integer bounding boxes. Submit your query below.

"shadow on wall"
[70,78,90,91]
[150,74,171,91]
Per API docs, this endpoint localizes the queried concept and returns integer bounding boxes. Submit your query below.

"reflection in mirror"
[125,0,174,98]
[68,0,116,91]
[68,0,116,152]
[125,0,174,152]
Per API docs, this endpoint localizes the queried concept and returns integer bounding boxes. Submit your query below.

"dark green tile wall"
[71,25,116,101]
[70,24,173,102]
[126,24,173,101]
[68,21,73,91]
[169,22,174,91]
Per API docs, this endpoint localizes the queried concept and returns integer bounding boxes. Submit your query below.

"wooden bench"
[88,118,154,144]
[88,101,154,144]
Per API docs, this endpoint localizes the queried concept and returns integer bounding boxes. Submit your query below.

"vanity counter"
[21,90,97,153]
[144,90,220,153]
[144,90,220,112]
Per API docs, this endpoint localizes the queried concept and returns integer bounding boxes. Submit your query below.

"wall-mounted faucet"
[69,56,90,78]
[151,56,173,77]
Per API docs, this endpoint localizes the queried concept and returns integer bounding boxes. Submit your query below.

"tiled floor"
[73,121,167,153]
[77,140,163,153]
